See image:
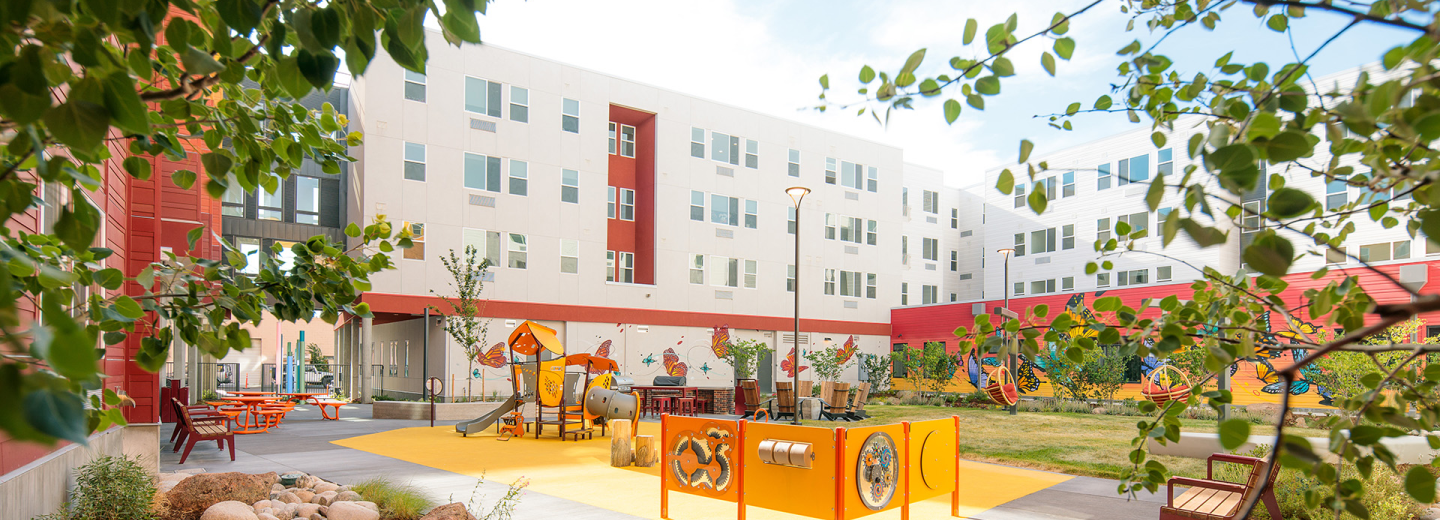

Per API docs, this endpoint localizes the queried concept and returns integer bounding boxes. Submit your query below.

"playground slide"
[455,398,521,437]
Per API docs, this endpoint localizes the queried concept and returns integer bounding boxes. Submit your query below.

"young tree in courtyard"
[803,344,857,382]
[820,0,1440,513]
[0,0,494,445]
[432,246,492,401]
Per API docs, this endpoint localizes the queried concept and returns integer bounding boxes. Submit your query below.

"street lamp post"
[786,186,811,425]
[996,248,1016,416]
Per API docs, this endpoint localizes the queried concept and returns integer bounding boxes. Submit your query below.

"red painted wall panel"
[607,105,656,285]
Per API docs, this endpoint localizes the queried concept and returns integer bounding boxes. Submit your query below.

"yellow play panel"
[332,422,1070,520]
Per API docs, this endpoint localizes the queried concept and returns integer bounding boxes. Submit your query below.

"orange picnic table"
[226,395,282,434]
[281,392,330,405]
[230,391,276,397]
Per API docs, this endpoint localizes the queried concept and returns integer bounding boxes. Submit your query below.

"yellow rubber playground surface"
[333,421,1073,520]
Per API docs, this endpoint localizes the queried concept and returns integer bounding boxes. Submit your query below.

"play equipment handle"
[753,408,770,423]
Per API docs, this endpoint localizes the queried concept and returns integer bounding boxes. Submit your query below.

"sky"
[461,0,1419,189]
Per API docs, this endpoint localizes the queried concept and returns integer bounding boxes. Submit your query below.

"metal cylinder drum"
[584,386,638,420]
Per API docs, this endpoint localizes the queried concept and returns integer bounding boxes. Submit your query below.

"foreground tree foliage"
[0,0,494,445]
[824,0,1440,516]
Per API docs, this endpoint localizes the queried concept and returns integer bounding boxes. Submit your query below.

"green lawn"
[793,404,1329,481]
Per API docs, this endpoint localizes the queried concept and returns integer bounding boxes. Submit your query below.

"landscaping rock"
[333,491,361,503]
[294,490,316,503]
[307,514,326,520]
[1420,507,1440,520]
[200,501,260,520]
[258,514,279,520]
[336,486,350,493]
[350,502,378,513]
[167,472,279,520]
[418,502,476,520]
[316,491,338,505]
[253,500,272,511]
[276,492,302,504]
[272,484,286,494]
[313,483,340,494]
[299,475,323,489]
[270,508,295,520]
[295,503,322,518]
[326,502,379,520]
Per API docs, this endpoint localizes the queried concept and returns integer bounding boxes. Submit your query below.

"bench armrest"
[1166,477,1247,506]
[1207,453,1262,479]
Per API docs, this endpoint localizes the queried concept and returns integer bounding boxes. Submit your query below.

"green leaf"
[93,268,124,290]
[1187,133,1204,159]
[1264,131,1313,162]
[216,0,262,36]
[311,6,343,49]
[1146,172,1166,210]
[1018,140,1034,163]
[113,295,144,319]
[900,48,927,77]
[43,99,110,152]
[818,74,829,90]
[991,57,1014,77]
[1247,112,1281,140]
[201,152,233,179]
[180,47,225,75]
[1065,103,1080,116]
[187,225,205,251]
[275,55,314,99]
[1243,233,1295,277]
[171,169,197,190]
[54,191,100,252]
[100,73,150,135]
[859,65,875,84]
[1094,95,1112,110]
[975,76,1000,95]
[40,297,98,382]
[1405,466,1436,503]
[1028,186,1048,214]
[1218,419,1251,449]
[963,19,977,44]
[24,389,89,444]
[943,99,961,124]
[122,157,151,180]
[1041,52,1056,76]
[1054,37,1075,60]
[1266,14,1288,32]
[297,50,341,90]
[1267,188,1315,218]
[1151,132,1166,148]
[996,169,1015,195]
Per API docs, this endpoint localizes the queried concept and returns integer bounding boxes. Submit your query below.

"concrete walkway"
[160,404,1165,520]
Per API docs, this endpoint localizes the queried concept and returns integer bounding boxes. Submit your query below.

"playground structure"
[660,413,964,520]
[455,320,638,439]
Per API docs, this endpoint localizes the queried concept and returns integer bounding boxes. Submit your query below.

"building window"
[711,194,738,226]
[825,157,837,185]
[1117,269,1149,286]
[691,128,705,158]
[403,70,425,102]
[1097,218,1111,244]
[923,285,938,304]
[950,250,958,271]
[900,282,908,305]
[866,273,877,299]
[1157,266,1172,282]
[1326,247,1347,264]
[619,188,635,221]
[787,206,797,234]
[840,271,862,297]
[1013,183,1026,208]
[403,222,425,260]
[561,98,580,133]
[1097,163,1111,190]
[959,273,973,280]
[1030,228,1056,254]
[744,260,757,289]
[508,159,528,196]
[960,229,973,237]
[787,264,796,292]
[841,216,862,243]
[1062,171,1075,198]
[618,252,634,283]
[788,149,800,177]
[1119,154,1149,184]
[222,182,246,217]
[1040,176,1057,201]
[866,220,877,246]
[1359,242,1393,262]
[507,233,527,268]
[606,251,616,282]
[867,166,878,192]
[1097,272,1110,287]
[901,235,909,264]
[1014,232,1026,257]
[744,139,758,169]
[922,190,938,214]
[951,208,958,228]
[608,122,617,154]
[296,176,320,225]
[607,187,617,219]
[1395,240,1412,260]
[744,200,758,229]
[509,86,529,122]
[1327,179,1348,210]
[404,142,426,181]
[841,161,864,190]
[825,213,836,239]
[619,124,637,158]
[1062,224,1075,250]
[259,182,284,221]
[922,237,938,261]
[560,239,579,274]
[1117,211,1148,235]
[712,256,739,288]
[465,76,502,117]
[462,228,501,267]
[1031,280,1055,295]
[561,169,579,204]
[1013,282,1024,296]
[825,269,836,295]
[235,237,261,274]
[1062,276,1074,290]
[691,191,705,221]
[464,152,501,192]
[1157,148,1174,176]
[690,254,705,284]
[711,132,739,165]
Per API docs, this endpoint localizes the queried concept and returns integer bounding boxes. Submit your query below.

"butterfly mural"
[1223,311,1333,404]
[476,342,507,368]
[711,325,731,358]
[642,354,657,367]
[1055,293,1102,342]
[699,363,712,375]
[663,348,689,377]
[782,347,808,378]
[588,340,614,374]
[836,335,859,364]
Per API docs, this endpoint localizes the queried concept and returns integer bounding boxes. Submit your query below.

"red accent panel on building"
[890,261,1440,353]
[607,105,656,285]
[359,292,893,336]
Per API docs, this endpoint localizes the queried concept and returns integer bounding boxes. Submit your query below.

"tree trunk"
[634,435,658,467]
[610,419,633,466]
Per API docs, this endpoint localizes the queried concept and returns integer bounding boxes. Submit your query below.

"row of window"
[824,270,879,299]
[690,191,758,228]
[826,158,879,192]
[688,255,757,288]
[1012,213,1151,256]
[403,70,575,132]
[690,128,759,168]
[405,142,588,204]
[1012,148,1177,208]
[825,214,878,245]
[898,283,940,305]
[221,176,324,225]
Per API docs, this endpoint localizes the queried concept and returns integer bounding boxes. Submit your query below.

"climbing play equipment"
[982,365,1018,406]
[1141,364,1192,406]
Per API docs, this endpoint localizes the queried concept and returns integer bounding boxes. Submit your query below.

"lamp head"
[996,248,1015,257]
[785,186,811,206]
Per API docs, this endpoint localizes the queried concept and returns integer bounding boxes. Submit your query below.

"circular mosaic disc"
[855,431,899,510]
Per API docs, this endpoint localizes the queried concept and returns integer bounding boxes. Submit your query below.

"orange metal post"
[834,427,846,520]
[951,415,960,517]
[661,413,670,520]
[901,421,911,520]
[738,419,747,520]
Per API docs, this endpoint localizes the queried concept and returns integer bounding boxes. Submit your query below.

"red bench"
[173,399,236,464]
[1161,453,1281,520]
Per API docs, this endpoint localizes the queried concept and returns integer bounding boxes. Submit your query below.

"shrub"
[351,477,435,520]
[861,354,892,392]
[453,476,529,520]
[38,455,157,520]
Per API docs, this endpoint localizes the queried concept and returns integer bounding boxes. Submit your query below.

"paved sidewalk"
[161,404,1165,520]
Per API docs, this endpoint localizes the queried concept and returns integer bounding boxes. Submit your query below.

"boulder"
[336,486,350,494]
[299,475,323,489]
[253,500,272,511]
[333,491,361,503]
[313,483,340,494]
[270,508,295,520]
[295,503,323,518]
[258,514,280,520]
[418,503,476,520]
[350,502,378,513]
[307,514,326,520]
[167,472,279,520]
[1419,507,1440,520]
[316,491,338,505]
[200,501,260,520]
[272,484,287,494]
[326,502,379,520]
[294,490,316,503]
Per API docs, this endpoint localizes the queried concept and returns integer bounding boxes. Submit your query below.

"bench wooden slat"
[1208,492,1243,517]
[1194,490,1238,515]
[1175,488,1217,510]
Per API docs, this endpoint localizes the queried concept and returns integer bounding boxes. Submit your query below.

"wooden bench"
[1161,453,1281,520]
[848,382,871,420]
[174,402,235,464]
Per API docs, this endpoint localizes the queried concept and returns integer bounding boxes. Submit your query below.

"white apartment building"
[334,35,954,400]
[899,164,984,306]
